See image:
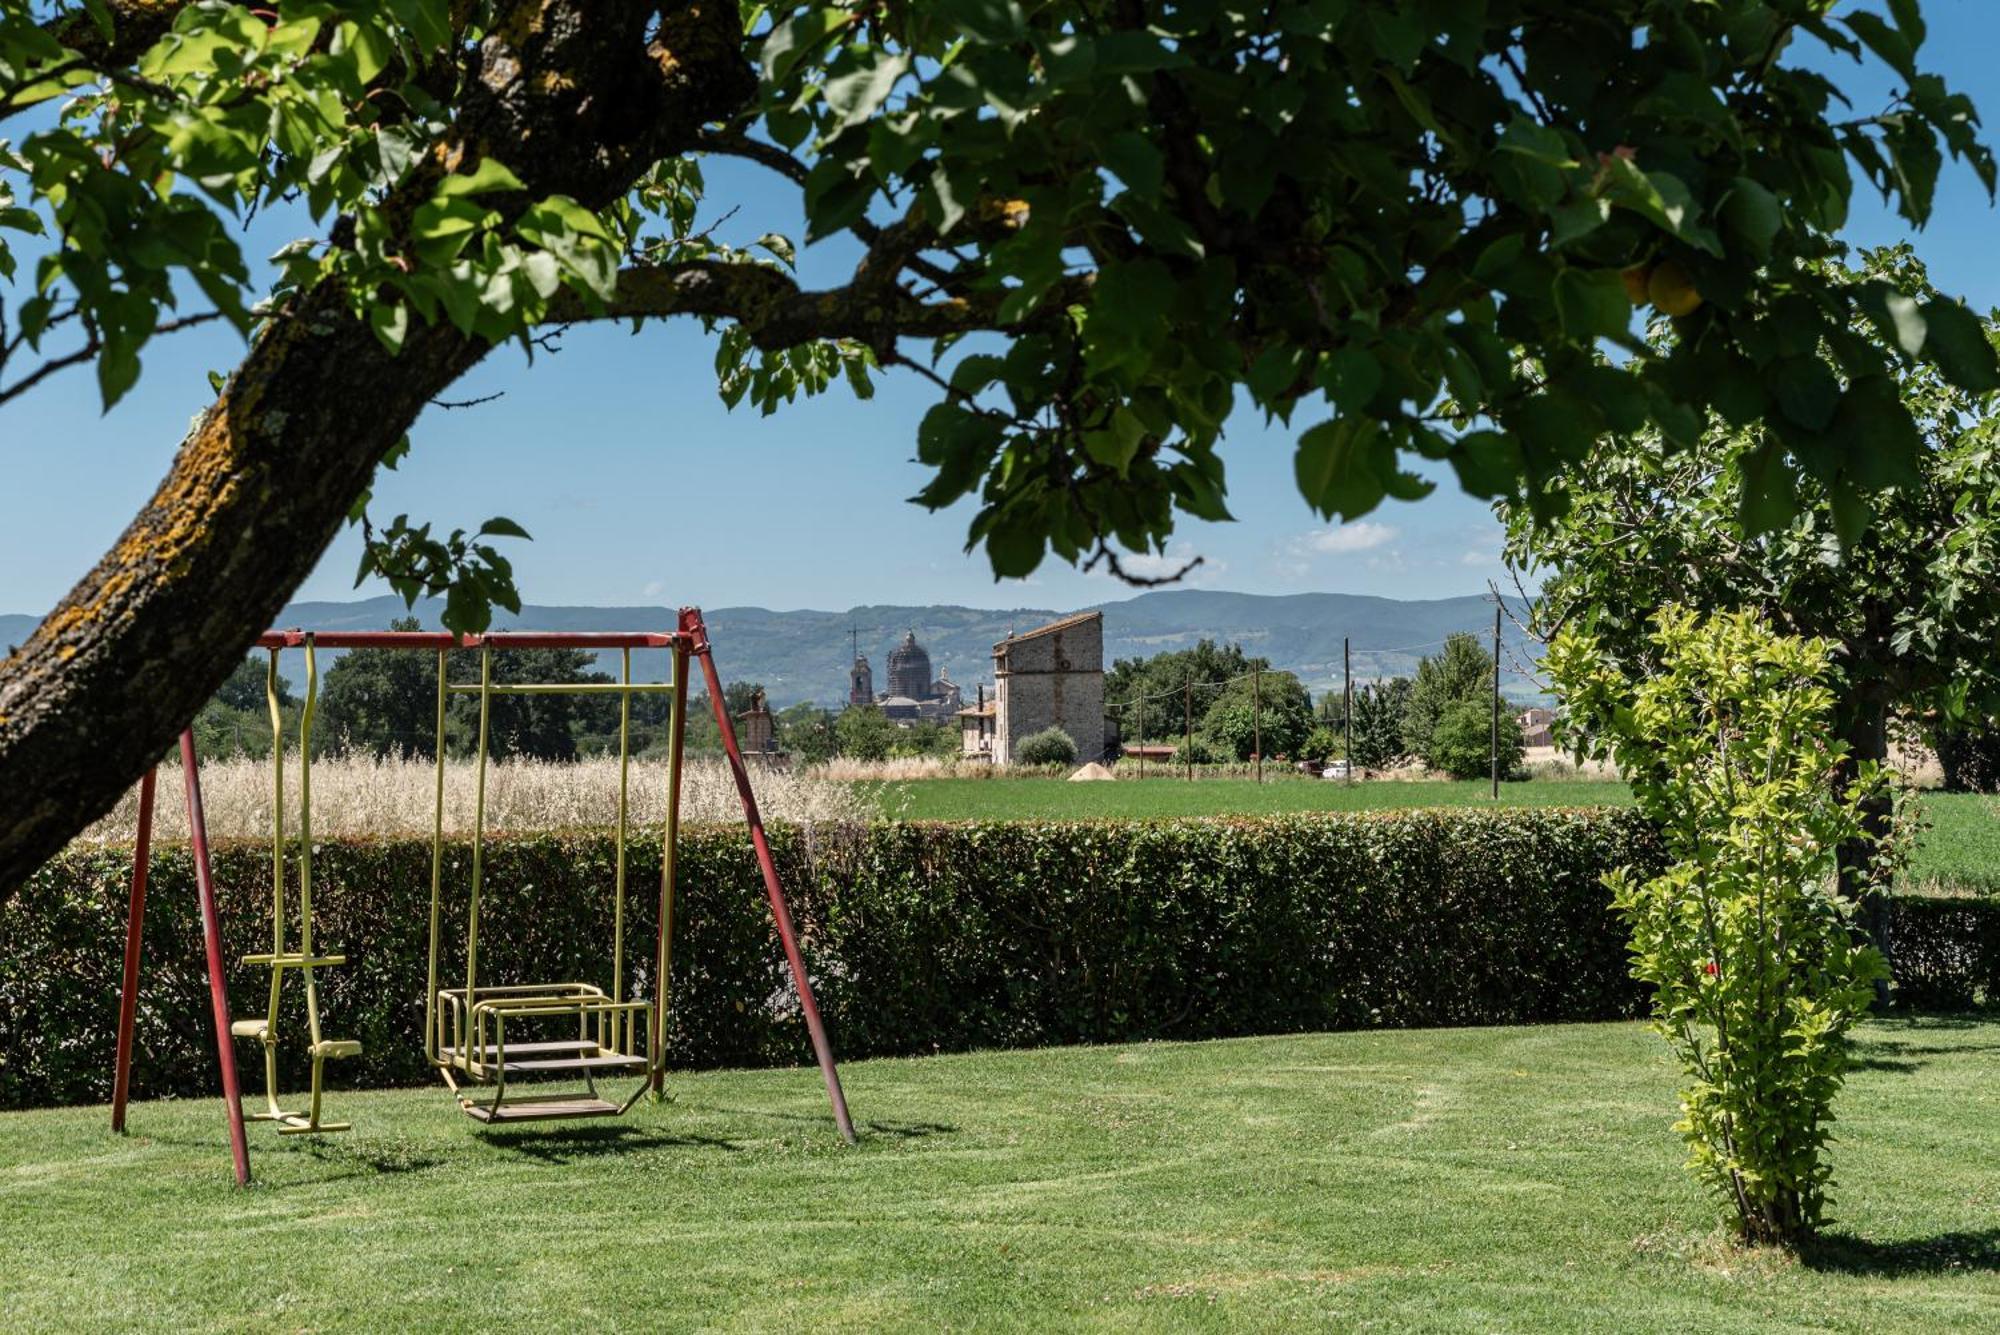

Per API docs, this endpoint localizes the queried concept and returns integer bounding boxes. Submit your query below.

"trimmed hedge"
[2,808,1989,1112]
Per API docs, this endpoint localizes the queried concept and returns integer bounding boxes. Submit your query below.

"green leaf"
[985,512,1047,577]
[436,158,526,198]
[754,232,797,268]
[824,51,911,131]
[937,0,1027,46]
[1919,298,2000,392]
[1320,346,1382,414]
[477,516,532,540]
[1845,12,1916,82]
[1553,268,1633,341]
[1774,356,1841,432]
[1735,438,1799,534]
[1295,416,1387,518]
[1447,430,1524,498]
[97,332,141,409]
[1601,162,1722,256]
[1719,178,1782,260]
[369,301,409,354]
[1101,132,1165,201]
[1082,406,1147,472]
[762,8,849,84]
[1490,119,1572,209]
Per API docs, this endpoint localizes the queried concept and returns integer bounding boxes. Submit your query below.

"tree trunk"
[0,2,755,894]
[1837,693,1895,994]
[0,288,495,890]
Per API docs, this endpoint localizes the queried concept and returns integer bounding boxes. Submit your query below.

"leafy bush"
[1200,672,1314,760]
[1344,678,1412,769]
[834,705,897,761]
[1551,608,1890,1244]
[1015,726,1078,767]
[1302,725,1342,763]
[1404,634,1491,757]
[1424,698,1523,780]
[1179,735,1221,765]
[4,809,1664,1111]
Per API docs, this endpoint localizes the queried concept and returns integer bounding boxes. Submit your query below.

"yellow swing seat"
[231,637,358,1137]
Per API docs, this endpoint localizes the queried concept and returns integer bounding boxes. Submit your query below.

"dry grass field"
[80,754,872,843]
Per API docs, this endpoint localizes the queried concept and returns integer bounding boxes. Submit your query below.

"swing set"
[109,608,855,1185]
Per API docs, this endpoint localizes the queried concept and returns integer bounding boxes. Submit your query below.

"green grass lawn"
[1908,792,2000,893]
[865,776,2000,894]
[5,1020,1998,1331]
[868,774,1634,821]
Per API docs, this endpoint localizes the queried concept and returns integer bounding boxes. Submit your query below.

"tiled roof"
[998,609,1101,644]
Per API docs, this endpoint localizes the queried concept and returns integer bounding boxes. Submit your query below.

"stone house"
[1517,706,1555,747]
[990,610,1108,764]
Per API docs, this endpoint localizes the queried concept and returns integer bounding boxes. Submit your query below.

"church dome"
[887,629,934,700]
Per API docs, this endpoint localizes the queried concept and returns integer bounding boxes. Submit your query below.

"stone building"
[847,650,875,708]
[887,630,933,700]
[989,610,1108,764]
[957,684,996,760]
[1517,706,1555,748]
[846,628,964,725]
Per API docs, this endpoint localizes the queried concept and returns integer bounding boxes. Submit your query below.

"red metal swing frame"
[109,607,855,1185]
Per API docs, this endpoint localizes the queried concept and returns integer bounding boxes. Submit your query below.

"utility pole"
[1491,603,1502,801]
[1184,677,1193,782]
[1343,636,1352,785]
[1136,694,1145,780]
[1253,665,1262,784]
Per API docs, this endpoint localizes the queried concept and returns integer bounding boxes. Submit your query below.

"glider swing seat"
[428,637,668,1124]
[109,609,855,1186]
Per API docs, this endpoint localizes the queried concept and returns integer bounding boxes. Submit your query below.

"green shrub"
[1551,607,1889,1244]
[1179,735,1221,765]
[1302,725,1341,762]
[834,705,896,760]
[1015,726,1078,767]
[1424,698,1523,780]
[3,809,1664,1111]
[1200,672,1314,760]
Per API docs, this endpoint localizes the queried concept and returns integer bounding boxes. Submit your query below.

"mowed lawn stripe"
[0,1020,1996,1330]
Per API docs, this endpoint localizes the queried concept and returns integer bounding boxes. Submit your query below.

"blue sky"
[3,3,1997,618]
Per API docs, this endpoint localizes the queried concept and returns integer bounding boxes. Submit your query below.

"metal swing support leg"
[186,730,254,1185]
[110,769,154,1134]
[112,735,252,1185]
[680,606,857,1145]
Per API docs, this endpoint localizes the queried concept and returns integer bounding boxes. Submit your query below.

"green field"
[1906,792,2000,893]
[868,774,1634,821]
[867,777,2000,893]
[5,1020,1997,1331]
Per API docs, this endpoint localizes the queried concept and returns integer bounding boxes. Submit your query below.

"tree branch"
[0,311,224,408]
[549,260,1086,348]
[0,0,761,892]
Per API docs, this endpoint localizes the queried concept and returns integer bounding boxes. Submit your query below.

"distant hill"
[2,589,1541,708]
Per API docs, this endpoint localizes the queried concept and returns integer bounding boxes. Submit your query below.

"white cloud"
[1291,521,1399,555]
[641,580,665,599]
[1459,548,1496,567]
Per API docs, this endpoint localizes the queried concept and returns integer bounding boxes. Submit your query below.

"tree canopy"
[0,0,1993,886]
[1402,632,1494,759]
[1505,247,2000,772]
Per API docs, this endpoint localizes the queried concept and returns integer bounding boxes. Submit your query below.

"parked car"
[1320,760,1351,780]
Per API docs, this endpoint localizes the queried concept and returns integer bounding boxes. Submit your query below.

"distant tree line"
[1104,632,1527,777]
[1106,639,1315,763]
[186,617,963,765]
[1321,632,1526,779]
